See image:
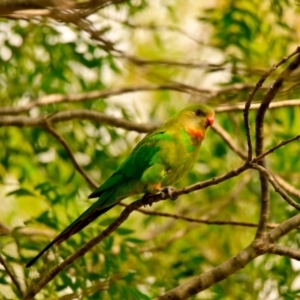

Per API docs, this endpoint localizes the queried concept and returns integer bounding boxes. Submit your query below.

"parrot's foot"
[142,193,154,207]
[159,186,178,200]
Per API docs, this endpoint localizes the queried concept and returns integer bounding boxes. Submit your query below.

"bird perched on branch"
[26,104,215,268]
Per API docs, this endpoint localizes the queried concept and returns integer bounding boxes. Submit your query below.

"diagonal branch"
[253,135,300,162]
[269,213,300,241]
[211,123,247,160]
[215,99,300,113]
[272,174,300,200]
[45,125,98,188]
[267,244,300,261]
[0,253,24,298]
[0,84,198,116]
[251,164,300,211]
[158,212,300,300]
[2,84,299,118]
[157,243,259,300]
[0,110,157,133]
[212,123,300,200]
[132,208,281,229]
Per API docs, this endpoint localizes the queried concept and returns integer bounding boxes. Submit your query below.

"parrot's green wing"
[88,130,165,199]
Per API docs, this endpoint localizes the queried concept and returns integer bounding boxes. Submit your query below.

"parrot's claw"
[142,193,153,207]
[159,186,178,200]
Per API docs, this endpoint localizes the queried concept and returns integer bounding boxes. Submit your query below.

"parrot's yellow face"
[179,105,215,139]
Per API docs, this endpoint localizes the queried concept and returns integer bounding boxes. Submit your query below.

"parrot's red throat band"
[185,127,204,139]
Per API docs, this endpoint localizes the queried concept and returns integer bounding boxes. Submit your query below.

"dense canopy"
[1,1,300,299]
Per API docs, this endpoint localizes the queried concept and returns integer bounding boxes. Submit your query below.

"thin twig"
[251,163,300,211]
[45,125,98,188]
[215,99,300,113]
[0,84,199,116]
[256,50,300,157]
[139,225,197,253]
[243,47,300,163]
[133,208,280,229]
[0,253,24,298]
[117,53,267,75]
[0,110,157,133]
[211,123,247,160]
[253,135,300,162]
[272,174,300,200]
[212,123,300,200]
[99,13,205,45]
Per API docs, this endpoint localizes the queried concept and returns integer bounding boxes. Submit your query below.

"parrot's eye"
[195,109,204,117]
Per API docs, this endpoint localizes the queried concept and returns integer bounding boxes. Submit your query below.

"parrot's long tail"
[25,203,116,268]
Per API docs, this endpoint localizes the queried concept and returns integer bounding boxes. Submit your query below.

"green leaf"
[6,188,35,197]
[98,217,116,226]
[116,227,135,235]
[125,237,145,244]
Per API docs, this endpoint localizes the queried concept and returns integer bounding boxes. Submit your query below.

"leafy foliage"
[0,0,300,299]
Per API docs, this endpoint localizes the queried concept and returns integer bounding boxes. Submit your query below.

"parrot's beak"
[207,114,214,126]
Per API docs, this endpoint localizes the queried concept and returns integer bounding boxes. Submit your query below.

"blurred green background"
[1,1,300,299]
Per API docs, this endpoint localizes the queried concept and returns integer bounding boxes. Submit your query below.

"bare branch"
[176,164,249,196]
[253,135,300,162]
[0,84,198,116]
[1,86,299,118]
[0,110,157,133]
[117,54,267,76]
[133,174,267,230]
[209,83,270,100]
[133,208,280,229]
[215,99,300,113]
[211,123,247,160]
[0,253,24,298]
[269,213,300,241]
[256,50,300,157]
[272,174,300,200]
[158,212,300,299]
[251,164,300,211]
[267,244,300,261]
[45,125,98,188]
[99,13,205,45]
[157,243,259,300]
[0,0,128,19]
[212,124,300,200]
[140,225,197,253]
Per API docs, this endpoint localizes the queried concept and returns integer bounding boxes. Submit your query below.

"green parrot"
[26,104,214,268]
